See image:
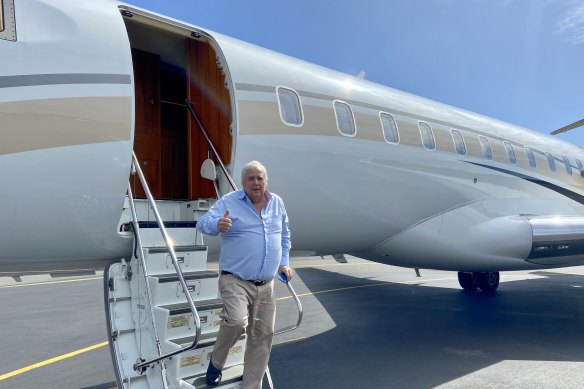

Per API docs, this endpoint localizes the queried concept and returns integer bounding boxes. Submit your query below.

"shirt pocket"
[265,214,283,234]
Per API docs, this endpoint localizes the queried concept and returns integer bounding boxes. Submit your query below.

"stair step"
[121,221,198,231]
[144,245,208,274]
[164,337,246,384]
[161,298,223,315]
[134,224,199,247]
[156,270,218,283]
[169,331,245,349]
[159,328,221,355]
[138,221,198,229]
[148,245,206,254]
[154,299,223,343]
[148,271,219,306]
[183,364,244,388]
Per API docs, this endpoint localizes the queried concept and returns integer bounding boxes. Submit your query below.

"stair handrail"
[275,279,303,335]
[266,278,304,389]
[131,152,203,372]
[185,99,237,191]
[125,183,167,373]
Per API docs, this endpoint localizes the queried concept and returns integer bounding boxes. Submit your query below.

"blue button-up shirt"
[196,189,291,281]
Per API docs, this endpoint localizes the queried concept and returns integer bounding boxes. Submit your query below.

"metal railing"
[125,183,165,376]
[185,99,237,191]
[266,277,304,389]
[275,279,303,335]
[130,152,203,372]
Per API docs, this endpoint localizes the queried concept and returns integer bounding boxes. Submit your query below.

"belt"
[221,271,270,286]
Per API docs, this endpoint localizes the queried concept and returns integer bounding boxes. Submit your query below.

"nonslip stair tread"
[120,220,199,232]
[170,332,219,349]
[161,298,223,315]
[146,245,207,253]
[137,221,198,229]
[184,364,244,388]
[170,333,245,349]
[155,270,219,283]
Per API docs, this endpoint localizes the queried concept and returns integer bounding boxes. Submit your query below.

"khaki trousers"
[211,274,276,389]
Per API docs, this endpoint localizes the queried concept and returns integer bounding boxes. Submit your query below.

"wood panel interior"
[187,39,233,199]
[160,61,188,199]
[125,20,232,200]
[131,48,161,198]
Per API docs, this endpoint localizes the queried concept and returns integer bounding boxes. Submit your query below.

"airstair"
[105,106,302,388]
[105,190,247,388]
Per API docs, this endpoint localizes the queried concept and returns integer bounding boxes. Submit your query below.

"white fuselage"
[1,0,584,273]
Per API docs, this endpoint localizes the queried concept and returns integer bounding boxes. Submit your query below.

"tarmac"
[1,256,584,388]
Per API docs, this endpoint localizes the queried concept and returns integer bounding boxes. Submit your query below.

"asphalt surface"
[1,257,584,388]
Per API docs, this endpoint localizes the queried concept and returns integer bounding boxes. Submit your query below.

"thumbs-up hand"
[218,209,232,233]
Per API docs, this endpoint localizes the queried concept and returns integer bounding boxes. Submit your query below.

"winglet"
[550,118,584,135]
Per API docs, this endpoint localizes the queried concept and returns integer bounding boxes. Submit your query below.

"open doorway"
[124,16,233,200]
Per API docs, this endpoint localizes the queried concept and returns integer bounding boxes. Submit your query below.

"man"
[196,160,293,389]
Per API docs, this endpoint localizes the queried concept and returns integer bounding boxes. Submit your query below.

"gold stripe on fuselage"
[237,96,584,193]
[0,96,132,155]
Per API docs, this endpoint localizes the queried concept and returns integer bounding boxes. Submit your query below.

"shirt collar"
[237,188,272,201]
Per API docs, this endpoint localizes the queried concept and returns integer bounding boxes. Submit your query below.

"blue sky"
[123,0,584,145]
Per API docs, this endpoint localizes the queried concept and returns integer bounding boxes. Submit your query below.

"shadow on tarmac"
[81,383,117,389]
[268,268,584,389]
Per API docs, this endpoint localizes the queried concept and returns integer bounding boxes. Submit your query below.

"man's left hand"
[278,265,294,281]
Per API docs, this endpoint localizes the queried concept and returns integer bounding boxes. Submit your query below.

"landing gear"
[457,271,500,293]
[457,272,478,291]
[476,271,499,293]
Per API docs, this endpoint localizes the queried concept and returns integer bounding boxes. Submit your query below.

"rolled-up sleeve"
[280,205,291,266]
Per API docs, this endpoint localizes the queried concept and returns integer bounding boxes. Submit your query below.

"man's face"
[243,166,266,203]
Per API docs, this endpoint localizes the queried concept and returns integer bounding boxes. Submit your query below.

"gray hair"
[241,160,268,184]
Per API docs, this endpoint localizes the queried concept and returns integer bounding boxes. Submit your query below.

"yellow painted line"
[293,262,380,268]
[276,282,389,301]
[0,341,109,381]
[208,261,380,273]
[0,269,97,275]
[0,276,102,289]
[276,277,456,301]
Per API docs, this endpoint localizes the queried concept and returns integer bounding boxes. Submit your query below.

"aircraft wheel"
[475,271,500,293]
[457,272,478,291]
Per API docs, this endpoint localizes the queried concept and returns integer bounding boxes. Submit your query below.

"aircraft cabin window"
[0,0,16,41]
[380,112,399,144]
[503,142,516,164]
[450,129,466,155]
[276,87,303,126]
[478,136,493,160]
[525,147,536,168]
[418,122,436,150]
[1,0,4,32]
[546,152,556,172]
[563,156,573,175]
[333,101,356,137]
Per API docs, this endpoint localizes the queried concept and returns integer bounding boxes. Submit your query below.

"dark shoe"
[206,360,222,386]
